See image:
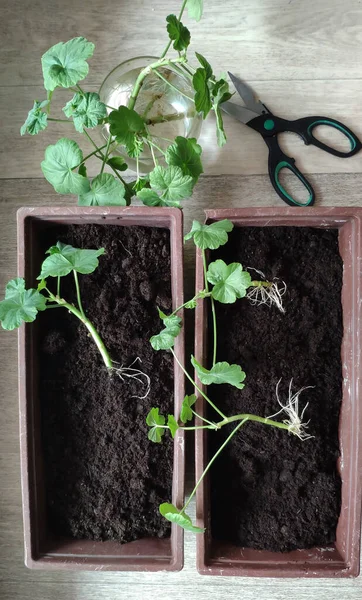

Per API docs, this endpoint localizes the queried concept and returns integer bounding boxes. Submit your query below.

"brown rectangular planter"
[17,206,185,571]
[195,207,362,577]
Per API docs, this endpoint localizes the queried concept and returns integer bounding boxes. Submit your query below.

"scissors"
[221,73,362,207]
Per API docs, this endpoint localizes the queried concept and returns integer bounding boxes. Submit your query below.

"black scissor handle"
[265,136,315,207]
[291,116,362,158]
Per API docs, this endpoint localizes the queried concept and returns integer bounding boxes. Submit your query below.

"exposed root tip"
[247,274,287,313]
[111,357,151,399]
[267,378,314,441]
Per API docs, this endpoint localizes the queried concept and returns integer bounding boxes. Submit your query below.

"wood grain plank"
[1,0,361,86]
[1,0,362,595]
[1,79,361,180]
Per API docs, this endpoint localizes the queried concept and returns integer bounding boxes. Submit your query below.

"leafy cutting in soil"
[21,1,230,208]
[147,219,314,533]
[0,242,150,396]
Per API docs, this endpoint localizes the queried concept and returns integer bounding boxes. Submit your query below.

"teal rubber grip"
[307,119,357,152]
[274,161,314,207]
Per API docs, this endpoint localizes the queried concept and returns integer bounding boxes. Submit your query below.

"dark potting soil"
[37,224,174,543]
[207,226,343,552]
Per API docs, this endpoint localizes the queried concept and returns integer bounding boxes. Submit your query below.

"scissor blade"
[220,100,260,124]
[227,72,266,116]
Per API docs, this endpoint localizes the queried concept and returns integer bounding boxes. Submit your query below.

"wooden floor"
[1,1,362,598]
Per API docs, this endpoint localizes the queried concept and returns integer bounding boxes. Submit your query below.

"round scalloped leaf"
[78,174,126,206]
[41,37,95,91]
[0,278,47,331]
[41,138,90,195]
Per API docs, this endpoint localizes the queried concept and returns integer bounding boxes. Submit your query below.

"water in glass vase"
[99,56,202,173]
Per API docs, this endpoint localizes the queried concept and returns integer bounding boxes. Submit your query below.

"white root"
[267,378,314,441]
[246,268,287,313]
[111,357,151,400]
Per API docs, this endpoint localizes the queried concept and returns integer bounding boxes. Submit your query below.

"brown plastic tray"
[194,207,362,577]
[17,206,185,571]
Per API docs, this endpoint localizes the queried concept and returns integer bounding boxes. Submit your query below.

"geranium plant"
[21,0,231,207]
[147,219,313,533]
[0,242,150,396]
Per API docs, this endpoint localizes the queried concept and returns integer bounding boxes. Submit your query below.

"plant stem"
[100,135,112,175]
[45,289,112,369]
[182,418,248,514]
[108,164,128,187]
[148,139,166,157]
[150,134,174,143]
[57,276,60,297]
[76,83,85,95]
[152,68,194,102]
[73,270,85,319]
[146,109,195,126]
[191,408,216,428]
[142,95,161,119]
[127,56,186,111]
[180,63,195,77]
[170,292,211,317]
[250,280,273,288]
[170,348,226,420]
[76,143,109,167]
[48,118,71,123]
[148,141,158,167]
[84,129,104,155]
[215,413,290,431]
[160,0,188,58]
[202,250,217,366]
[181,425,216,431]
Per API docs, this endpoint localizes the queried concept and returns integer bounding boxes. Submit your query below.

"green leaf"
[158,310,182,336]
[187,0,204,21]
[41,138,90,195]
[180,394,197,423]
[184,219,234,250]
[212,78,232,106]
[0,278,47,331]
[184,298,197,309]
[211,79,232,148]
[63,92,107,132]
[137,188,176,208]
[150,330,177,351]
[150,320,181,350]
[195,52,212,79]
[38,242,105,279]
[146,407,166,443]
[193,68,212,118]
[167,414,179,438]
[41,37,95,92]
[149,166,193,203]
[166,15,191,52]
[107,157,128,172]
[159,503,205,533]
[191,355,246,389]
[78,163,87,177]
[78,173,126,206]
[20,100,48,136]
[150,310,182,351]
[37,279,47,292]
[207,259,252,303]
[108,106,145,156]
[132,177,149,194]
[165,136,203,181]
[215,107,227,147]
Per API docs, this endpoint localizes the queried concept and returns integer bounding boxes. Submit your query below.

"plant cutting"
[146,218,313,533]
[20,0,231,208]
[0,241,150,396]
